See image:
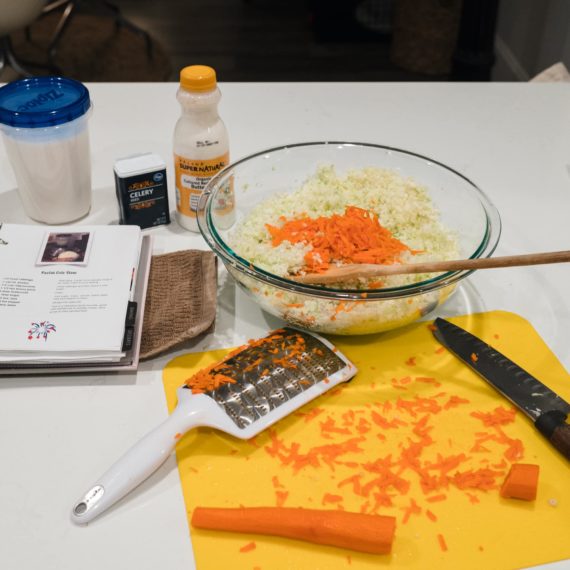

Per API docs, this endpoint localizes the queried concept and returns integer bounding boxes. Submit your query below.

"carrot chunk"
[500,463,540,501]
[192,506,396,554]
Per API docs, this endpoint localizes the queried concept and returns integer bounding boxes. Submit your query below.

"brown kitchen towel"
[140,250,217,360]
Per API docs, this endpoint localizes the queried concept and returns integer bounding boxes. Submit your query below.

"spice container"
[114,153,170,229]
[0,76,92,224]
[173,65,234,232]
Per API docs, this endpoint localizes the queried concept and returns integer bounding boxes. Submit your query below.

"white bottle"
[174,65,234,232]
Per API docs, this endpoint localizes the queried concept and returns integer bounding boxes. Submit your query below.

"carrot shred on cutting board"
[265,205,415,273]
[239,541,256,553]
[191,506,397,555]
[437,533,448,552]
[500,463,540,501]
[426,509,438,522]
[275,490,289,507]
[470,406,517,426]
[426,494,447,503]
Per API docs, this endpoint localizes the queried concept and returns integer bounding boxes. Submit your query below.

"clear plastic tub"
[0,76,92,224]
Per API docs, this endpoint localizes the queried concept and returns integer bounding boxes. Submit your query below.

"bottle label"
[174,152,230,218]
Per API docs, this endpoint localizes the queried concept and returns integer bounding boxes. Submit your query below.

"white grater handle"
[71,404,201,524]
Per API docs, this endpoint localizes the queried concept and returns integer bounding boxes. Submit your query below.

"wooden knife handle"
[535,410,570,461]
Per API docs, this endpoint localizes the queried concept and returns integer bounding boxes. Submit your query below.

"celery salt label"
[114,153,171,229]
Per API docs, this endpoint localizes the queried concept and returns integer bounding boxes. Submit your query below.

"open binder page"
[0,224,142,363]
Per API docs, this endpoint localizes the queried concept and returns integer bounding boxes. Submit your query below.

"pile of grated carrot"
[260,364,524,554]
[265,205,417,272]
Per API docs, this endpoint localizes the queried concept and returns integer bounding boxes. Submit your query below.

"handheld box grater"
[71,328,357,524]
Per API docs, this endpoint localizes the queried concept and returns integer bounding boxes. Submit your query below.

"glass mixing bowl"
[197,142,501,335]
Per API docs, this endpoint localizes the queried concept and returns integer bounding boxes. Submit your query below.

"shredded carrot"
[184,329,300,393]
[272,476,284,489]
[470,406,517,426]
[275,490,289,507]
[443,395,471,410]
[401,498,422,524]
[437,533,448,552]
[452,467,505,491]
[466,492,480,504]
[239,541,256,553]
[296,407,325,423]
[426,494,447,503]
[426,509,437,522]
[470,352,478,363]
[266,205,415,272]
[415,376,442,387]
[322,493,344,505]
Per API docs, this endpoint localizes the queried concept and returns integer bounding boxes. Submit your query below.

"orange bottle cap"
[180,65,217,92]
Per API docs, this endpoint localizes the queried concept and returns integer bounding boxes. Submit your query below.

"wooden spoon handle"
[292,250,570,285]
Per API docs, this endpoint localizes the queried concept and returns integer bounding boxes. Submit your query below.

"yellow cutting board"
[162,311,570,570]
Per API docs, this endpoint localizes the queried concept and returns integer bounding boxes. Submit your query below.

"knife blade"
[432,317,570,461]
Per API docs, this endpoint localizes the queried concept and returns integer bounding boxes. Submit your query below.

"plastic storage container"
[0,76,92,224]
[173,65,234,232]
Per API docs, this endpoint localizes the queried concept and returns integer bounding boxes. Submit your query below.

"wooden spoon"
[291,250,570,285]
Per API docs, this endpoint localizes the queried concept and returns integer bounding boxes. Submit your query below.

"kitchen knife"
[432,317,570,461]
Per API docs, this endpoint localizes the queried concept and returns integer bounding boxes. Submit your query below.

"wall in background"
[493,0,570,80]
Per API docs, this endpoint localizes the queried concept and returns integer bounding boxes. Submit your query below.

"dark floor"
[112,0,436,82]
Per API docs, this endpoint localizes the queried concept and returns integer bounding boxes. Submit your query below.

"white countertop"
[1,82,569,570]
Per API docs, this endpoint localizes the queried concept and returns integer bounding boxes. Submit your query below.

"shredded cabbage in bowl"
[224,166,461,335]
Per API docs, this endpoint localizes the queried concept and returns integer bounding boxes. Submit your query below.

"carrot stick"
[500,463,540,501]
[192,506,396,554]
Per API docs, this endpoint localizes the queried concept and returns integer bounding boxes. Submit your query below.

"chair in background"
[0,0,47,77]
[36,0,153,64]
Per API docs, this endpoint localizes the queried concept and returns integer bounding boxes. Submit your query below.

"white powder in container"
[0,77,92,224]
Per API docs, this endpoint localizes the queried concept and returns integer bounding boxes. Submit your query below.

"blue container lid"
[0,76,90,128]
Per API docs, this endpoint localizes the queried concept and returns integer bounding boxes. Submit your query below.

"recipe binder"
[0,232,153,375]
